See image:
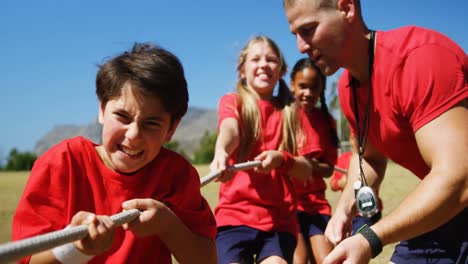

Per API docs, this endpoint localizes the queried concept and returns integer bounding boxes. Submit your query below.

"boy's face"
[98,83,178,174]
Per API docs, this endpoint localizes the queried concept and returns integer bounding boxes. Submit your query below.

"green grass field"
[0,162,419,263]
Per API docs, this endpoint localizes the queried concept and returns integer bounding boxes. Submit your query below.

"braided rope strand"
[0,209,140,263]
[333,166,348,175]
[200,160,262,187]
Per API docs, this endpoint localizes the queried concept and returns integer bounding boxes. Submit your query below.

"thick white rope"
[0,209,140,263]
[200,160,262,187]
[0,160,262,262]
[333,166,348,175]
[200,161,347,186]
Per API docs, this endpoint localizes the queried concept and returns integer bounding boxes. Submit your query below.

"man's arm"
[324,102,468,264]
[343,141,387,215]
[372,102,468,246]
[325,141,387,244]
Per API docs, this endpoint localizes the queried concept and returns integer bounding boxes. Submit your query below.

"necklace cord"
[350,30,375,186]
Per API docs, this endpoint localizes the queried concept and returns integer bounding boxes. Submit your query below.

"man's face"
[285,0,349,76]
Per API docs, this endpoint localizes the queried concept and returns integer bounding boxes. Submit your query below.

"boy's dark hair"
[290,57,339,148]
[96,42,189,124]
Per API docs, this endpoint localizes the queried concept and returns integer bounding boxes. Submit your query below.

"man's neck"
[345,30,374,83]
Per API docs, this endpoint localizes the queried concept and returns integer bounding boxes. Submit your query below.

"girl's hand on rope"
[70,211,116,255]
[209,151,235,182]
[121,198,171,237]
[253,150,283,174]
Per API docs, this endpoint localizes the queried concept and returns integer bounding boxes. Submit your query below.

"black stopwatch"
[354,180,379,217]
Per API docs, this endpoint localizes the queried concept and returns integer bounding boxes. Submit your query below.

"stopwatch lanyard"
[351,30,375,186]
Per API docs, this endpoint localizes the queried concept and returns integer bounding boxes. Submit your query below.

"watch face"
[356,186,379,217]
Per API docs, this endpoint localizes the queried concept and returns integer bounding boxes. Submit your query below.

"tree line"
[1,149,38,171]
[0,131,218,171]
[1,117,351,171]
[2,80,350,172]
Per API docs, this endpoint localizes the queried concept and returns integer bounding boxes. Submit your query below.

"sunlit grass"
[0,171,29,243]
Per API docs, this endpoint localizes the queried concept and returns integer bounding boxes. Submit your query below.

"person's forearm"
[288,156,345,182]
[30,251,60,264]
[287,155,313,181]
[157,208,217,264]
[214,133,238,157]
[215,120,240,157]
[372,169,467,246]
[313,159,334,178]
[335,151,386,215]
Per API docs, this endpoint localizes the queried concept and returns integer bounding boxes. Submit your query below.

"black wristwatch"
[357,224,383,258]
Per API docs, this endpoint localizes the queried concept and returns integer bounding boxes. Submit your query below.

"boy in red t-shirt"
[12,43,217,264]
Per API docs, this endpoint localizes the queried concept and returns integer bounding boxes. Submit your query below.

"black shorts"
[296,210,330,237]
[390,208,468,263]
[216,225,297,264]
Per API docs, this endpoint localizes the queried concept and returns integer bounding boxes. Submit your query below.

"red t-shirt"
[330,151,352,191]
[12,136,216,264]
[214,93,321,235]
[292,108,338,216]
[339,26,468,179]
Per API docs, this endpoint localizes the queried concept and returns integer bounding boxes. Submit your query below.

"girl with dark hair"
[289,57,338,264]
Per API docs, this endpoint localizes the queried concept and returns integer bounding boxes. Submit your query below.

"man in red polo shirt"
[284,0,467,263]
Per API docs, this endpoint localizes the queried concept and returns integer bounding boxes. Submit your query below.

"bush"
[163,140,190,161]
[192,131,217,164]
[4,148,37,171]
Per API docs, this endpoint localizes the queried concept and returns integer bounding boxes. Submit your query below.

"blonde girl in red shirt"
[210,35,322,264]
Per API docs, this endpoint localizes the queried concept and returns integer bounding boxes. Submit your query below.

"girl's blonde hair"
[235,35,302,161]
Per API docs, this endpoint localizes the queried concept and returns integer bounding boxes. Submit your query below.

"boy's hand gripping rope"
[0,209,140,263]
[0,160,262,262]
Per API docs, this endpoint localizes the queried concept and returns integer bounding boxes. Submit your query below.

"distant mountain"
[34,107,218,158]
[34,122,103,156]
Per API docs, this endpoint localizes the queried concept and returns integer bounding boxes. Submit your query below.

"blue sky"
[1,0,467,161]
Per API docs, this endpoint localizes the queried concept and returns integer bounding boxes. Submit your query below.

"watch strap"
[357,224,382,258]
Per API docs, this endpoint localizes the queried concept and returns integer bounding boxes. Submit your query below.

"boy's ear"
[164,118,182,142]
[98,102,105,125]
